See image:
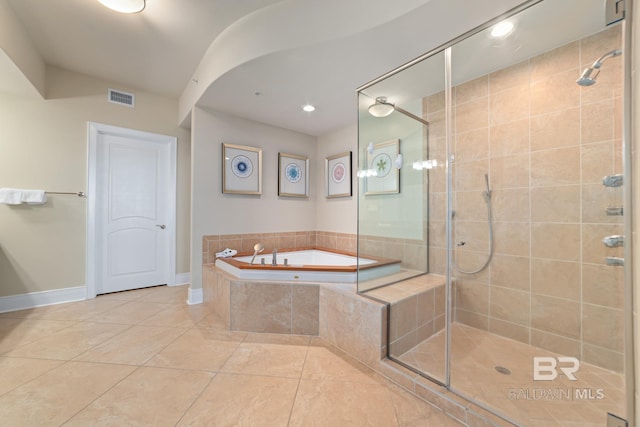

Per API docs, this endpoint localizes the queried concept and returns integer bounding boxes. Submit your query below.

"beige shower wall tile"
[455,97,488,133]
[581,141,616,184]
[582,263,624,309]
[489,318,529,345]
[390,297,417,341]
[531,329,581,359]
[582,99,615,144]
[531,294,580,339]
[455,128,488,163]
[455,75,487,105]
[492,188,530,222]
[531,185,580,223]
[489,255,530,291]
[531,258,580,301]
[490,119,530,158]
[582,184,623,224]
[489,84,530,126]
[530,68,580,116]
[530,107,580,151]
[454,280,489,315]
[490,153,529,189]
[582,303,624,352]
[489,59,530,93]
[493,221,530,257]
[455,221,489,253]
[532,223,580,262]
[454,191,488,221]
[582,223,624,264]
[455,159,489,192]
[456,309,488,331]
[531,146,580,187]
[530,41,579,81]
[580,25,621,69]
[583,344,624,373]
[490,286,530,326]
[426,90,445,113]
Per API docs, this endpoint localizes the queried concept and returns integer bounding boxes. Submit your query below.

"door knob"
[156,224,166,230]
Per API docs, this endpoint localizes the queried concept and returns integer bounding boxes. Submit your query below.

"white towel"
[21,189,47,205]
[0,188,24,205]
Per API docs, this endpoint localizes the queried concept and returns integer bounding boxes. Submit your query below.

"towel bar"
[46,191,86,197]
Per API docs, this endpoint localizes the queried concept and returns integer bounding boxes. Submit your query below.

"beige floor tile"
[177,373,298,426]
[139,304,211,328]
[0,357,63,396]
[87,301,173,324]
[5,322,129,360]
[74,325,186,365]
[220,338,308,378]
[64,366,213,427]
[146,328,243,371]
[302,341,383,384]
[387,383,464,426]
[195,312,230,330]
[95,286,163,301]
[136,284,190,304]
[289,379,399,427]
[0,318,76,354]
[6,299,129,322]
[0,361,135,426]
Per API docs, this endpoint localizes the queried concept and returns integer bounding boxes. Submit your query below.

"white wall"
[0,66,191,298]
[190,107,318,289]
[315,124,357,234]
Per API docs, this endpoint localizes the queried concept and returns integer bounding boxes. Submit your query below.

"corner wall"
[190,107,318,290]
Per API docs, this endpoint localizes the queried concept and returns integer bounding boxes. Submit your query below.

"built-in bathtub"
[214,247,401,283]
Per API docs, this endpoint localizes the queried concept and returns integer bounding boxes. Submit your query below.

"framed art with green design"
[365,139,400,195]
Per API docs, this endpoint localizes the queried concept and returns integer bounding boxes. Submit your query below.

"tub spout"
[272,248,277,266]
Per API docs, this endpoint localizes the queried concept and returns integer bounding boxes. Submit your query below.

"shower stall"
[356,0,633,425]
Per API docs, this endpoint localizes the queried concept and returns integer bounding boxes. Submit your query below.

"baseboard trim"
[0,286,86,313]
[187,287,203,305]
[174,272,191,286]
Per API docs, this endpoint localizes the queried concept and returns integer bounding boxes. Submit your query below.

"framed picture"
[222,143,262,195]
[365,139,400,195]
[326,151,352,198]
[278,152,309,197]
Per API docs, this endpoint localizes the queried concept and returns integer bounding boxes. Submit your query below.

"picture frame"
[278,152,309,197]
[365,139,400,195]
[222,143,262,195]
[326,151,352,198]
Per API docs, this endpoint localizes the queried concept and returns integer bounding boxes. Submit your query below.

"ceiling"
[1,0,609,136]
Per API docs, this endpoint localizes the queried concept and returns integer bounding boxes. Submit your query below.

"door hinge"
[605,0,625,26]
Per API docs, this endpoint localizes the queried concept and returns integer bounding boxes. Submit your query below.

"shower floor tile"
[395,323,626,426]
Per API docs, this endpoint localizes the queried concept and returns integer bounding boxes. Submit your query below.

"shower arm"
[590,49,623,69]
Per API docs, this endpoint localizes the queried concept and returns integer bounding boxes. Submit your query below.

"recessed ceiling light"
[490,20,514,38]
[97,0,146,13]
[302,104,316,112]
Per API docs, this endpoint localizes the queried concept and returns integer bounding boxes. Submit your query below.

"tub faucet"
[272,248,277,266]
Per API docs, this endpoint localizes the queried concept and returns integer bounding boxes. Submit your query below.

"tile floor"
[398,323,626,427]
[0,284,461,426]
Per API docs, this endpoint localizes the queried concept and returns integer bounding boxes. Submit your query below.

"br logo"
[533,356,579,381]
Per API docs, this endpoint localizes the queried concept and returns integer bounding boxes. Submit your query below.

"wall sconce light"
[97,0,146,13]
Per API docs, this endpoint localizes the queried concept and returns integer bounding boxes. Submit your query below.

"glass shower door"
[448,0,628,425]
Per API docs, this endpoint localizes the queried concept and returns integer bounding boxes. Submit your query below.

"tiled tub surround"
[426,25,624,371]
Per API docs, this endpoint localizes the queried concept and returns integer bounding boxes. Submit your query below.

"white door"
[87,123,176,297]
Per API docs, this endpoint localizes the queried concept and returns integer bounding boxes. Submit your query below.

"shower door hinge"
[607,412,628,427]
[605,0,625,26]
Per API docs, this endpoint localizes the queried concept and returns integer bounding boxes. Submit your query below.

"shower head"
[576,49,622,86]
[367,96,430,126]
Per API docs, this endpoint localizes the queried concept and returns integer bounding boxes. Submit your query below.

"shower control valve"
[603,235,624,248]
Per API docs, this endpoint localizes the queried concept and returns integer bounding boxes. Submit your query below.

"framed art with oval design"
[326,151,352,198]
[278,152,309,197]
[222,143,262,195]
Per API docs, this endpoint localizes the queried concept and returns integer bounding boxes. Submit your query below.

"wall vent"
[107,88,135,107]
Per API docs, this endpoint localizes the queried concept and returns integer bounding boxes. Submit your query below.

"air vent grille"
[108,88,135,107]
